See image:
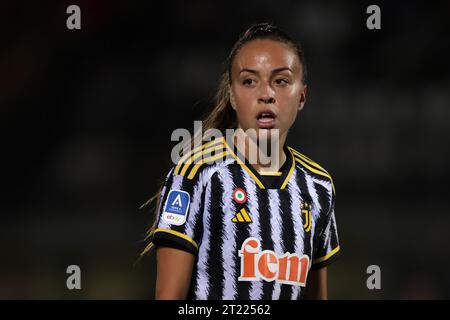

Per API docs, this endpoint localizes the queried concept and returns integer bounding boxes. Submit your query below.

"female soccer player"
[142,23,340,300]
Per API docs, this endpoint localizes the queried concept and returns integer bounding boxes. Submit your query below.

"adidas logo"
[232,208,252,223]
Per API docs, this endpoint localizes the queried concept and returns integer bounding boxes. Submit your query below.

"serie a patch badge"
[162,189,190,226]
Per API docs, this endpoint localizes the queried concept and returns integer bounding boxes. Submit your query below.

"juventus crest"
[301,201,312,232]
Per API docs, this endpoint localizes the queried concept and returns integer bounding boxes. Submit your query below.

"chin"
[255,128,280,142]
[235,125,282,143]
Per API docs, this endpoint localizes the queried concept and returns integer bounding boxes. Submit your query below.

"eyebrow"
[239,67,293,75]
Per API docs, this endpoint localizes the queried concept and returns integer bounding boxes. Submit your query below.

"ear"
[229,86,237,110]
[298,85,307,111]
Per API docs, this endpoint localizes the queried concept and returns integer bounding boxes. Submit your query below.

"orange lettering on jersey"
[238,238,259,279]
[258,251,278,280]
[278,254,289,281]
[238,237,310,286]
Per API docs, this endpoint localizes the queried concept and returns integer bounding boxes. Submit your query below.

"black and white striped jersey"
[151,136,340,300]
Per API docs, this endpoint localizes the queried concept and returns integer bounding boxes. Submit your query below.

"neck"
[232,128,287,173]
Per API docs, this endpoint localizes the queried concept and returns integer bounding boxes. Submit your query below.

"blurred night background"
[1,0,450,299]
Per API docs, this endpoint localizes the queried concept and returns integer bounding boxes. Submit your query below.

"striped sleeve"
[311,192,341,270]
[151,166,205,255]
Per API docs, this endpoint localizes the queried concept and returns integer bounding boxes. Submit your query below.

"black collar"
[224,137,294,190]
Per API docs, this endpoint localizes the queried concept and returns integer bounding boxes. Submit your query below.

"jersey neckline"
[223,136,296,190]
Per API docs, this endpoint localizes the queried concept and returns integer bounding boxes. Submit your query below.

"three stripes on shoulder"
[288,147,336,195]
[172,138,335,195]
[174,138,228,180]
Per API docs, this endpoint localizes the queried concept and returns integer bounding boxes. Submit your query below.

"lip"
[256,118,275,129]
[256,109,276,129]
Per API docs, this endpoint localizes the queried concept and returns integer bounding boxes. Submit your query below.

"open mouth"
[256,110,276,128]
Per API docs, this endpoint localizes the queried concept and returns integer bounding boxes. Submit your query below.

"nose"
[258,96,275,104]
[258,83,276,104]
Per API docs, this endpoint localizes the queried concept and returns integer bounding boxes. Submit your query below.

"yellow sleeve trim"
[313,245,340,264]
[153,228,199,250]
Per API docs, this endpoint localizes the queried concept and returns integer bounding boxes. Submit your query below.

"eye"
[242,78,256,86]
[275,78,290,85]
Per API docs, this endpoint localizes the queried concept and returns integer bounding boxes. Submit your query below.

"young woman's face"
[229,39,306,141]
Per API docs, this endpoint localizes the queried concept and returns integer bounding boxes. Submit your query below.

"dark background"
[1,0,449,299]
